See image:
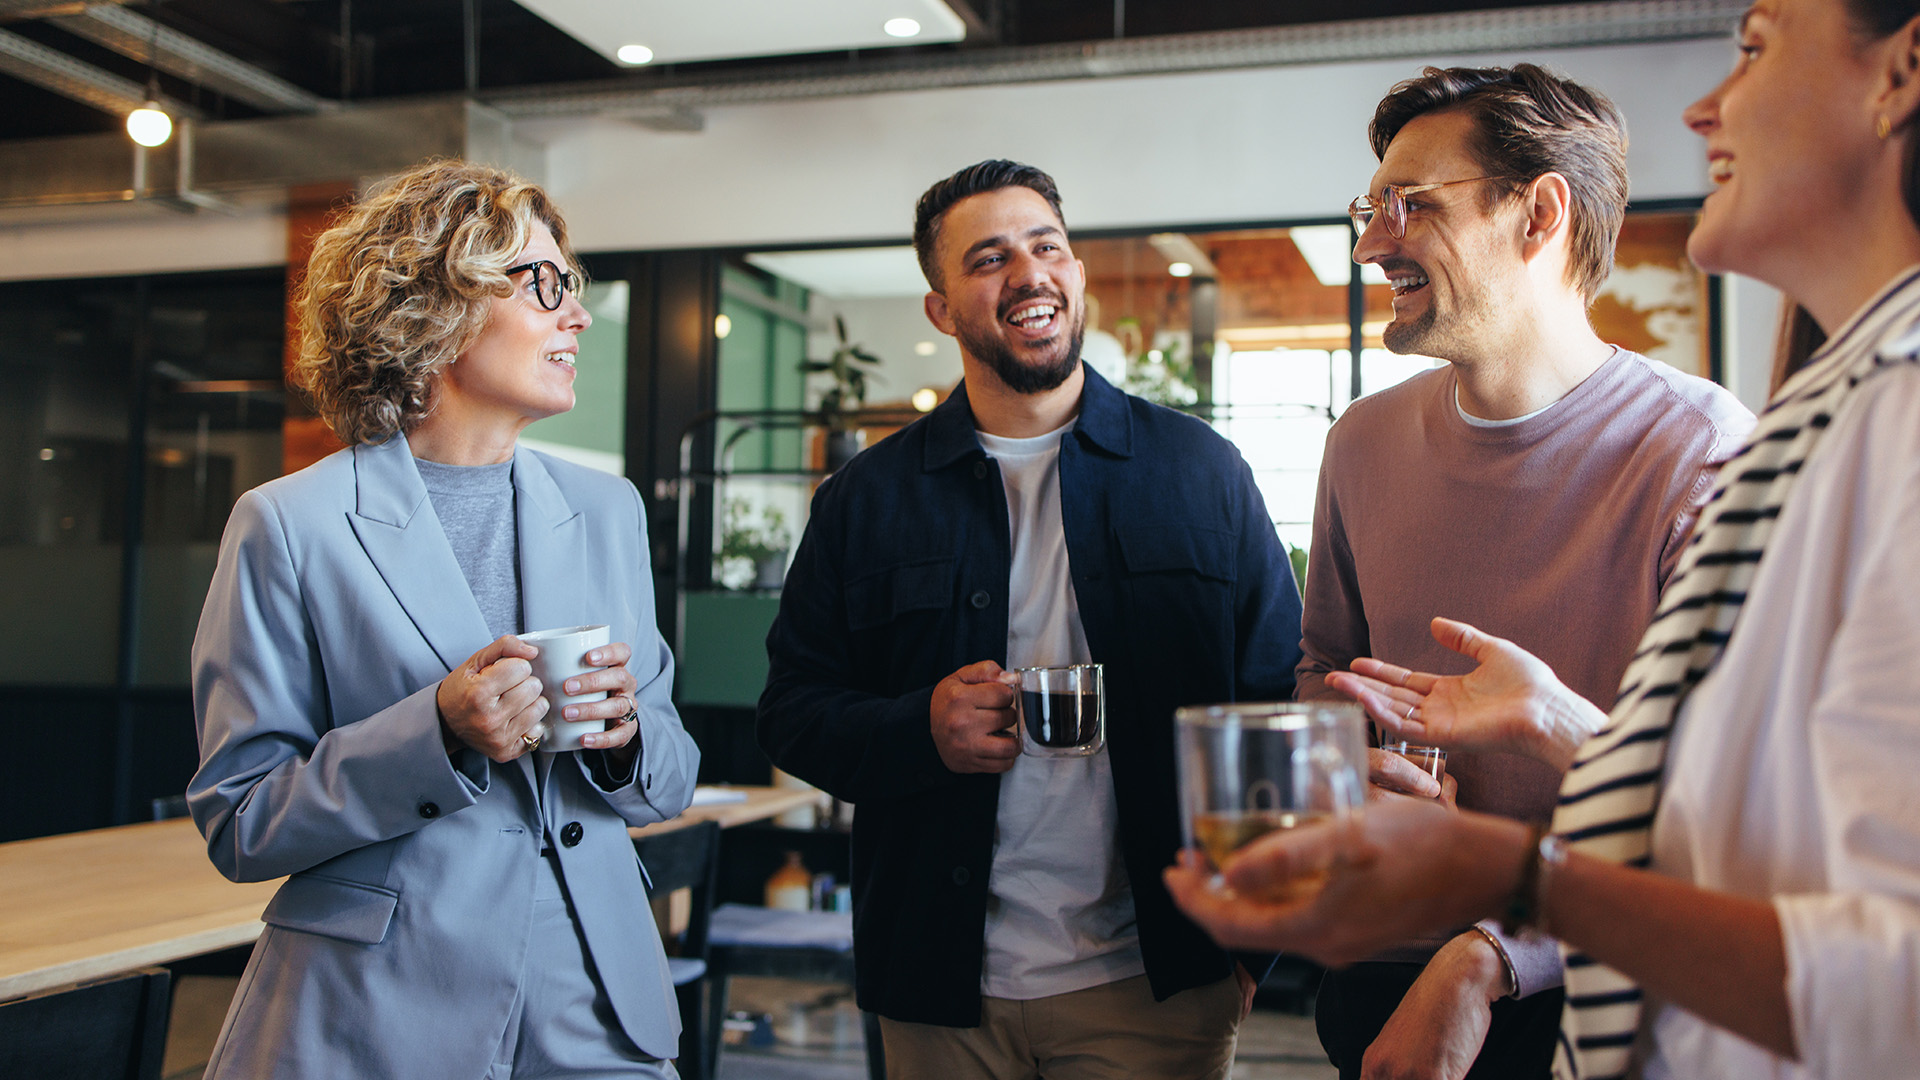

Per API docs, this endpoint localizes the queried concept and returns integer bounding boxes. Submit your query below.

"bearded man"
[757,159,1304,1079]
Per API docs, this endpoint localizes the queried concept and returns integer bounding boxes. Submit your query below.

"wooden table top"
[0,818,280,1002]
[0,784,829,1002]
[630,784,828,838]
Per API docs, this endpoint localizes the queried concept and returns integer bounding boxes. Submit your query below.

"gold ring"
[520,731,541,749]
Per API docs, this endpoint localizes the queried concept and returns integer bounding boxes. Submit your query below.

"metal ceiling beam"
[0,24,192,116]
[48,4,325,113]
[485,0,1746,120]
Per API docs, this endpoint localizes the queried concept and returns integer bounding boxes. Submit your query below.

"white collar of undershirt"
[1455,384,1556,427]
[976,416,1078,456]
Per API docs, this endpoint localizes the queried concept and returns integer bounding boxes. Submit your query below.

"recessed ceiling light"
[912,387,940,412]
[1168,262,1194,278]
[714,313,732,339]
[617,44,654,65]
[126,102,172,147]
[884,17,921,38]
[914,341,937,356]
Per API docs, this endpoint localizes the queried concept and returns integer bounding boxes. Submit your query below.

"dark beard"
[958,308,1086,394]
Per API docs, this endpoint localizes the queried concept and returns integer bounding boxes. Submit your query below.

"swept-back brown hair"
[1369,63,1629,302]
[292,159,581,445]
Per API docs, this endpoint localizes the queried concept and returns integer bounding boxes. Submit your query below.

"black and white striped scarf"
[1550,267,1920,1080]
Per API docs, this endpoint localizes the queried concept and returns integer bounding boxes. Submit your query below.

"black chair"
[0,968,172,1080]
[635,820,723,1080]
[705,903,884,1080]
[150,794,189,821]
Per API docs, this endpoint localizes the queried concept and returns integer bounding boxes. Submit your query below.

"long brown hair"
[1774,1,1920,389]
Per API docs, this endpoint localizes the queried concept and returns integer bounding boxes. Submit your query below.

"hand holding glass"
[1177,702,1368,903]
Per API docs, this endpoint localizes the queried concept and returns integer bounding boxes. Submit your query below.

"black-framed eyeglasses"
[1347,176,1515,239]
[504,260,581,311]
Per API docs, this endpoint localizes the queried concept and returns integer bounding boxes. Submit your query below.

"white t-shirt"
[976,421,1145,1000]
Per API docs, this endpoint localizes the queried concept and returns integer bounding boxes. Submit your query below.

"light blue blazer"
[188,433,699,1078]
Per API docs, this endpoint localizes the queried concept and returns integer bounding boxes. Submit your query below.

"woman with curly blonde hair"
[188,158,698,1078]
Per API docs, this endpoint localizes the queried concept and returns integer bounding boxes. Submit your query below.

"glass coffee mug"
[1175,701,1367,902]
[1012,664,1104,758]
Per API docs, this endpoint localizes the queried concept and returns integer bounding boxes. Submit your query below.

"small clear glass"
[1176,701,1367,902]
[1012,664,1104,758]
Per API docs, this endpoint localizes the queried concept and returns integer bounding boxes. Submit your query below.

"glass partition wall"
[710,208,1711,577]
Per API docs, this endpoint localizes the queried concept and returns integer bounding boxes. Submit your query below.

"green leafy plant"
[800,315,883,432]
[1113,317,1199,407]
[715,498,791,590]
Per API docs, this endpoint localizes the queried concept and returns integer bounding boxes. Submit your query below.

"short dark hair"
[912,160,1065,291]
[1369,64,1629,301]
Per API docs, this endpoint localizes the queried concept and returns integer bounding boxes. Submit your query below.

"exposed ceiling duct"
[45,3,326,114]
[483,0,1746,120]
[0,0,1744,213]
[0,24,192,118]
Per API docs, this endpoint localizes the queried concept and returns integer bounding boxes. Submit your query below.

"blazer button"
[951,866,971,886]
[417,801,439,819]
[973,461,988,480]
[561,821,584,847]
[970,590,990,609]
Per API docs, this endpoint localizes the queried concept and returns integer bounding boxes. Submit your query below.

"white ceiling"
[747,245,930,299]
[515,0,967,66]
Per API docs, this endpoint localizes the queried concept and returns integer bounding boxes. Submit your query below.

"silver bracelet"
[1469,923,1521,998]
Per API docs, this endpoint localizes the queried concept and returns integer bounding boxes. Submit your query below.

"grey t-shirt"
[414,456,521,639]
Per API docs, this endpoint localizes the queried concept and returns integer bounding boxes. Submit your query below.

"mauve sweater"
[1297,347,1754,991]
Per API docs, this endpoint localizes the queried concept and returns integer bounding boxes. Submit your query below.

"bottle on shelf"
[764,850,812,911]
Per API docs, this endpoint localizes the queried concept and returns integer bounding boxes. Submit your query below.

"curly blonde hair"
[292,159,584,445]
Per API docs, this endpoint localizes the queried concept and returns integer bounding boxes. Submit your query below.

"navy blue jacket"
[757,365,1303,1026]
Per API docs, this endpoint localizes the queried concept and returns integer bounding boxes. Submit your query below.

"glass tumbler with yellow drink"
[1175,701,1368,903]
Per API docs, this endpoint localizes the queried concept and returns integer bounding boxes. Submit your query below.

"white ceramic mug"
[518,624,612,752]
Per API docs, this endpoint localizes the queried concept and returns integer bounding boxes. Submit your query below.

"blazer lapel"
[512,447,588,637]
[346,435,492,673]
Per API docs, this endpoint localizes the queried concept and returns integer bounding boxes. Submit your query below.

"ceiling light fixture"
[714,313,732,339]
[617,44,654,65]
[126,19,171,148]
[911,387,940,412]
[1168,262,1194,278]
[884,17,921,38]
[913,341,937,356]
[126,101,172,147]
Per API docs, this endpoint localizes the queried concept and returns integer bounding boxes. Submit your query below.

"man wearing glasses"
[1297,65,1752,1079]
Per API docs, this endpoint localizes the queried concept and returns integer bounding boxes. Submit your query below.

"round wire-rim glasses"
[504,259,582,311]
[1347,175,1515,238]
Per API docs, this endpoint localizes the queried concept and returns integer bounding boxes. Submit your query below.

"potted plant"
[715,498,792,591]
[801,315,882,470]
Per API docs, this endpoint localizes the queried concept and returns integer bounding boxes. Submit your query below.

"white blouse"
[1644,351,1920,1078]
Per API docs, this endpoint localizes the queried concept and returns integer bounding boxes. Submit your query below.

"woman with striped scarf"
[1166,2,1920,1078]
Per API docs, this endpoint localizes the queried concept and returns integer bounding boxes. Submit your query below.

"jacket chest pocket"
[844,557,957,688]
[1116,525,1235,583]
[1114,525,1237,670]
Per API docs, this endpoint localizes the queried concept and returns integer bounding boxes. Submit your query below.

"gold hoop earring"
[1878,114,1894,140]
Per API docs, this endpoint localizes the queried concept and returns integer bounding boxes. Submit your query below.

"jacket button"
[972,461,988,480]
[561,821,584,847]
[417,801,439,819]
[970,590,990,609]
[951,866,971,886]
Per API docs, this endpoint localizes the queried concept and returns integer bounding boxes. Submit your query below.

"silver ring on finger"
[1405,703,1417,721]
[618,698,639,725]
